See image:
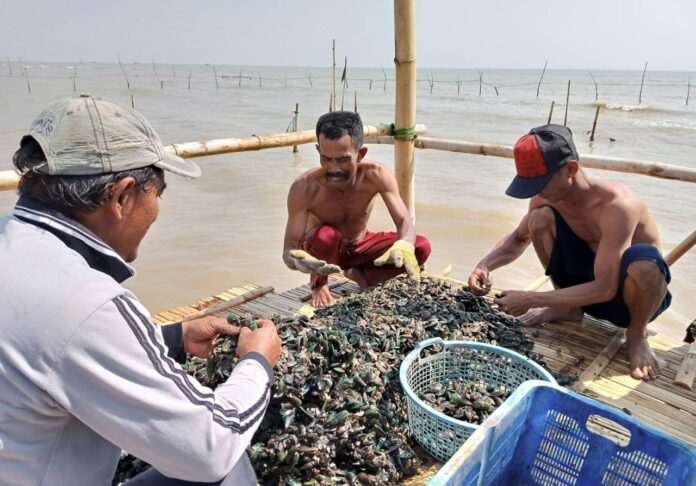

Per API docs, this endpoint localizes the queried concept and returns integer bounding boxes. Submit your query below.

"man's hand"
[289,249,342,276]
[494,290,534,317]
[374,240,420,283]
[182,317,239,359]
[468,265,492,296]
[237,319,282,368]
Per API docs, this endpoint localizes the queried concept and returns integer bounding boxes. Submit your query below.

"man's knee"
[625,259,667,290]
[414,235,432,265]
[306,225,342,256]
[528,206,555,237]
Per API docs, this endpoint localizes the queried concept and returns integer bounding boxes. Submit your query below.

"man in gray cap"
[467,124,671,382]
[0,95,281,485]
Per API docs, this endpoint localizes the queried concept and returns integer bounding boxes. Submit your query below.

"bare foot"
[344,268,368,289]
[311,285,335,308]
[518,307,584,327]
[626,334,659,381]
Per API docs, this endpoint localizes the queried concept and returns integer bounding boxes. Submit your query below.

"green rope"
[286,116,297,133]
[388,123,418,139]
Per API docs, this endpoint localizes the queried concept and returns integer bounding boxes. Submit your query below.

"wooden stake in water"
[590,105,600,142]
[329,93,333,112]
[457,74,461,96]
[238,68,243,87]
[564,80,571,126]
[332,39,337,111]
[130,95,135,109]
[354,90,358,113]
[382,67,387,91]
[478,69,482,96]
[638,61,648,104]
[686,76,691,107]
[160,80,164,90]
[293,103,300,153]
[212,65,219,89]
[18,57,23,77]
[547,101,555,124]
[172,66,176,77]
[589,72,598,101]
[427,71,434,94]
[284,68,287,88]
[307,73,312,88]
[536,59,548,99]
[72,65,77,92]
[24,65,31,93]
[7,57,12,76]
[117,54,131,90]
[187,72,192,90]
[259,74,262,88]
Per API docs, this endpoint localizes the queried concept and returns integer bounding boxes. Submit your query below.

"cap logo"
[514,134,547,177]
[31,113,55,137]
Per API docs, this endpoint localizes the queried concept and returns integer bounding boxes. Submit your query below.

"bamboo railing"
[0,124,427,192]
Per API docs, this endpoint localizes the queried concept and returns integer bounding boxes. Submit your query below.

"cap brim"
[505,171,554,199]
[155,152,201,179]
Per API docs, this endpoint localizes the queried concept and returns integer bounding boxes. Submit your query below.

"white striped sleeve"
[46,294,271,482]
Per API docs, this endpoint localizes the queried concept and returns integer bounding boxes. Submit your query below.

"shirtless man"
[283,111,431,307]
[468,124,671,381]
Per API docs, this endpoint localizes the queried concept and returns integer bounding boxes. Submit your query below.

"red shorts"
[303,225,431,289]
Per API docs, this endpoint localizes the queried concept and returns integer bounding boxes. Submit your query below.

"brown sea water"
[1,63,694,339]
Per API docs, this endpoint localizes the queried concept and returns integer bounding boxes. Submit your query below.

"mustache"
[325,171,350,180]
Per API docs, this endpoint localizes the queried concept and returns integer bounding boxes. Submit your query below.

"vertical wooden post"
[354,90,358,113]
[590,106,600,142]
[292,103,300,153]
[6,57,11,76]
[382,68,387,91]
[547,101,555,124]
[307,73,312,88]
[478,70,482,96]
[117,54,130,90]
[238,68,243,87]
[536,59,548,99]
[24,65,31,94]
[564,80,571,126]
[332,39,337,111]
[72,66,77,92]
[686,76,691,107]
[130,95,135,109]
[394,0,417,219]
[329,93,333,112]
[639,61,647,104]
[188,72,192,90]
[457,74,461,96]
[589,72,598,101]
[212,66,219,89]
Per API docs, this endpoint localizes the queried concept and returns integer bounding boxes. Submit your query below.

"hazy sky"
[1,0,694,71]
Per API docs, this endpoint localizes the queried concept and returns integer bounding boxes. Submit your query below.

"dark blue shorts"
[545,208,671,328]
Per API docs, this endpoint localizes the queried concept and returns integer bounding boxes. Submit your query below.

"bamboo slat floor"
[150,274,696,483]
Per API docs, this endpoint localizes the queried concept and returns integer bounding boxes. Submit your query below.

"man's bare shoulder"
[597,177,647,212]
[359,160,394,182]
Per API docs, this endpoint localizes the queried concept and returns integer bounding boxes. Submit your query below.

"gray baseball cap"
[22,94,201,178]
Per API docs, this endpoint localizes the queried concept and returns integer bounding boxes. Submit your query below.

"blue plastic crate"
[429,381,696,486]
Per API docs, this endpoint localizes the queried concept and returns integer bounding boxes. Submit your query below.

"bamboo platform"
[151,275,696,483]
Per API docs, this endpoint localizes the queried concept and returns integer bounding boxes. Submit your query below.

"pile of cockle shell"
[115,276,549,485]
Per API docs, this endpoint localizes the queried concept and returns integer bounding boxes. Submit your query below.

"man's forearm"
[529,280,616,308]
[478,232,529,271]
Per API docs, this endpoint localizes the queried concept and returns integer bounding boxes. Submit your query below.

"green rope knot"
[388,123,418,139]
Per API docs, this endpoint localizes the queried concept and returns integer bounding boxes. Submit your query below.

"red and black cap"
[506,124,578,199]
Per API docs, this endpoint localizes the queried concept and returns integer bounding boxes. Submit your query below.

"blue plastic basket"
[429,381,696,486]
[399,338,556,463]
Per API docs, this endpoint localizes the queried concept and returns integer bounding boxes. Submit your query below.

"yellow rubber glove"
[373,240,421,283]
[289,249,342,276]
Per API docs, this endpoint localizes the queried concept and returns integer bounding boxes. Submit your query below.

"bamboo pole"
[589,105,600,142]
[7,57,12,76]
[188,72,192,90]
[547,101,555,124]
[639,61,648,104]
[182,286,275,322]
[212,65,219,89]
[564,80,571,126]
[382,68,387,91]
[117,54,130,90]
[665,229,696,266]
[130,95,135,109]
[292,103,300,154]
[687,77,691,107]
[354,91,358,113]
[72,66,77,93]
[332,39,336,111]
[366,136,696,183]
[478,70,482,96]
[393,0,417,219]
[589,72,599,101]
[24,65,31,94]
[536,59,548,99]
[0,124,429,192]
